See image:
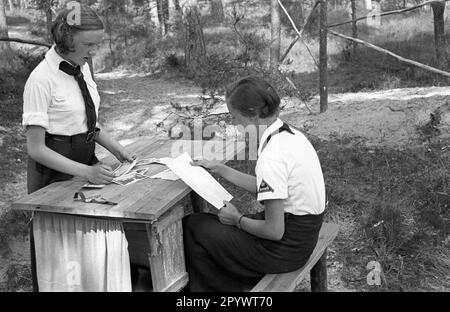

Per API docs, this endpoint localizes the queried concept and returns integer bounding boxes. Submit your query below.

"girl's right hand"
[190,159,225,175]
[86,163,115,184]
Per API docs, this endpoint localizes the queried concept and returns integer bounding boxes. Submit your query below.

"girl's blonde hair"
[51,3,104,54]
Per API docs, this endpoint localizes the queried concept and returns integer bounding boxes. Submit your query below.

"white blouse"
[255,118,326,216]
[22,46,100,136]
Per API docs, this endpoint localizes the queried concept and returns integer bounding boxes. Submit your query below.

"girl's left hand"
[219,200,242,226]
[116,148,136,163]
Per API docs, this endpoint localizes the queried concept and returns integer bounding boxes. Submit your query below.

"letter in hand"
[218,200,242,226]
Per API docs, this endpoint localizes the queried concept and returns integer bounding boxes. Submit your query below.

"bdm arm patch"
[258,179,274,193]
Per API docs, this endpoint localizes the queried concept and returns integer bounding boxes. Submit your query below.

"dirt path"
[93,71,204,153]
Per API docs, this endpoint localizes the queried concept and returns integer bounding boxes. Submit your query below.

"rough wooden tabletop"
[12,138,243,221]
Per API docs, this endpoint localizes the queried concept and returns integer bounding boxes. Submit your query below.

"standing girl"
[23,4,133,291]
[184,76,326,291]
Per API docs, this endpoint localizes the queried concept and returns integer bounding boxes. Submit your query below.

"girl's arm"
[27,125,115,184]
[191,160,257,193]
[95,124,135,162]
[220,199,285,241]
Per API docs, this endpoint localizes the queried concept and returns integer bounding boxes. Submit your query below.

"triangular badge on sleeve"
[258,179,274,193]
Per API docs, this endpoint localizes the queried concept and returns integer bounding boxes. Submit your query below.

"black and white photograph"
[0,0,449,297]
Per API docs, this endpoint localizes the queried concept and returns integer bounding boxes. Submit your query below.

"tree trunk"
[46,7,53,44]
[168,0,176,17]
[19,0,26,11]
[78,0,93,79]
[351,0,357,53]
[210,0,224,23]
[174,0,181,12]
[183,4,206,70]
[431,1,446,65]
[156,0,169,36]
[319,0,328,113]
[163,0,169,29]
[270,0,280,68]
[8,0,14,12]
[0,0,10,51]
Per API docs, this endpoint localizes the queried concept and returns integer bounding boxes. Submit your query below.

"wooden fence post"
[319,0,328,113]
[431,1,446,65]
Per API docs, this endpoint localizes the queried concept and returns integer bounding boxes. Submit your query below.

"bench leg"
[310,248,328,292]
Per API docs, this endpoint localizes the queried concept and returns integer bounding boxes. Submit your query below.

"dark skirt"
[183,210,323,292]
[27,132,98,292]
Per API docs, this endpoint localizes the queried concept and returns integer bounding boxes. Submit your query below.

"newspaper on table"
[158,153,232,210]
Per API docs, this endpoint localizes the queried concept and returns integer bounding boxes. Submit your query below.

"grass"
[311,135,449,291]
[0,53,33,292]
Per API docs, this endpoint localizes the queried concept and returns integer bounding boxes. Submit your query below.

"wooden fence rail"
[327,0,450,28]
[315,0,450,113]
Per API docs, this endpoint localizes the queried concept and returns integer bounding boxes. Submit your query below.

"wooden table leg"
[124,204,189,292]
[310,248,328,292]
[146,204,188,292]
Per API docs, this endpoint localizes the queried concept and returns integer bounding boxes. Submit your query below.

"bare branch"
[328,29,450,78]
[0,37,51,47]
[327,0,450,28]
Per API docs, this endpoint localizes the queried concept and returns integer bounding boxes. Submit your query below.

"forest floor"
[1,68,449,292]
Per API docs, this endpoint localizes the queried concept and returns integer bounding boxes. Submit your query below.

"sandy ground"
[1,69,449,292]
[282,87,450,148]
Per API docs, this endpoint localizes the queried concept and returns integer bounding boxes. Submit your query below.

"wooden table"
[12,137,243,292]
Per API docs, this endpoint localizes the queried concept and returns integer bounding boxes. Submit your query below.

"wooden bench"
[250,222,339,292]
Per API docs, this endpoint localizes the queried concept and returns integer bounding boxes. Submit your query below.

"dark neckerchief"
[58,61,98,142]
[259,122,294,154]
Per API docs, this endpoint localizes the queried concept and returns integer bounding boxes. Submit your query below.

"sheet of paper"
[112,169,149,186]
[159,153,232,209]
[150,168,180,181]
[113,158,137,177]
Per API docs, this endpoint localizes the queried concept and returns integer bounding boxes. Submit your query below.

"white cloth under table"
[33,212,132,292]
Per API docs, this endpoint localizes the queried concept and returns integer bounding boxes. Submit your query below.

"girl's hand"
[190,159,224,175]
[87,163,115,184]
[219,200,242,226]
[116,148,136,163]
